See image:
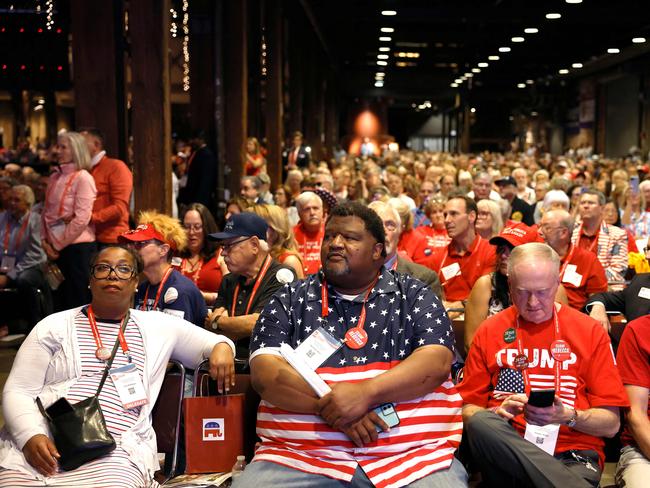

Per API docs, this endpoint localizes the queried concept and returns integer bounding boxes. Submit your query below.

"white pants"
[616,445,650,488]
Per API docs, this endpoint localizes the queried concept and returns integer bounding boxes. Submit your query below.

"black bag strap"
[95,310,130,397]
[36,397,51,422]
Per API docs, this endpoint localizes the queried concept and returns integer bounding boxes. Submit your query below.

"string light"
[181,0,190,92]
[45,0,54,30]
[170,8,178,37]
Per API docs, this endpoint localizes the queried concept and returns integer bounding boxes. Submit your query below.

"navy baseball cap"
[494,176,516,187]
[208,212,268,241]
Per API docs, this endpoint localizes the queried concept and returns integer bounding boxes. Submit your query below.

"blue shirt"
[135,268,207,327]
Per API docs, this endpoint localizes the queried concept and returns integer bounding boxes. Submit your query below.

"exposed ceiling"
[308,0,650,108]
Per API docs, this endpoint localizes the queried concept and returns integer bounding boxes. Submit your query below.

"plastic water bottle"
[231,455,246,480]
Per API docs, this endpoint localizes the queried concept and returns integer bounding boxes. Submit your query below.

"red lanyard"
[141,266,174,310]
[231,255,272,316]
[182,257,204,284]
[87,305,130,361]
[3,212,30,254]
[321,273,380,329]
[559,245,577,277]
[186,151,197,172]
[578,223,599,254]
[46,171,80,218]
[515,308,561,394]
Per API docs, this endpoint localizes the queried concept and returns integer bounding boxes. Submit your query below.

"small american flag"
[493,368,525,399]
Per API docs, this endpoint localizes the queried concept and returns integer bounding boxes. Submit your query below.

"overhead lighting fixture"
[524,28,539,34]
[381,10,397,16]
[531,111,539,116]
[395,52,420,58]
[565,0,582,3]
[379,36,392,42]
[526,79,534,84]
[450,83,458,87]
[380,27,394,33]
[499,46,511,52]
[379,46,390,52]
[465,73,473,78]
[470,107,476,113]
[377,54,389,59]
[375,81,384,87]
[477,62,489,68]
[572,62,583,68]
[607,48,620,54]
[375,72,385,77]
[472,68,481,73]
[545,13,561,19]
[558,68,569,74]
[512,37,525,43]
[454,79,463,83]
[517,83,526,88]
[377,60,388,66]
[632,37,647,44]
[488,55,500,61]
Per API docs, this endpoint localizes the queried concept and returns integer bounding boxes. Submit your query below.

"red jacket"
[91,155,133,243]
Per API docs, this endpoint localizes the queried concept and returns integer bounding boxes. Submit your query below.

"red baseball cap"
[118,223,176,250]
[489,223,542,248]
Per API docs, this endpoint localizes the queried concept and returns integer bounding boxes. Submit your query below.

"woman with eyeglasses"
[0,245,235,486]
[118,211,207,327]
[475,199,504,241]
[177,203,230,306]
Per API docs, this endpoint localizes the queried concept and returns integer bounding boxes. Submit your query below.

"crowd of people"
[1,130,650,487]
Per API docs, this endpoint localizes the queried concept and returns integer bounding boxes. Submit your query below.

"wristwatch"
[211,313,222,330]
[565,409,578,428]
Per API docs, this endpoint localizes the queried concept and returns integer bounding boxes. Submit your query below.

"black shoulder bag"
[35,311,130,471]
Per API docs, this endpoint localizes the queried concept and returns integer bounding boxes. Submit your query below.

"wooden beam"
[130,0,172,215]
[265,0,283,188]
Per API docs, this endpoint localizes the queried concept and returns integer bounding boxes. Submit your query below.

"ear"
[468,210,477,225]
[372,242,384,261]
[159,243,171,258]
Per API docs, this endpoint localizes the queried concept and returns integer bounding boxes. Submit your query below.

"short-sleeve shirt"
[134,269,207,327]
[215,259,295,357]
[174,254,223,293]
[457,304,629,465]
[249,268,463,488]
[560,246,608,311]
[616,316,650,447]
[423,235,496,302]
[293,222,324,276]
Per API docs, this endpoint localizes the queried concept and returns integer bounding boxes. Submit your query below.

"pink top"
[41,163,97,251]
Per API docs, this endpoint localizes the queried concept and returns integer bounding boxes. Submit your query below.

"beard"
[323,259,350,281]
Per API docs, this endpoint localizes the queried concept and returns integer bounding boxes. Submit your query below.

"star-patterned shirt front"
[249,267,463,488]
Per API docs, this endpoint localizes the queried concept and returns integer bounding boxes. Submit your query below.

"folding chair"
[193,358,260,460]
[152,360,186,484]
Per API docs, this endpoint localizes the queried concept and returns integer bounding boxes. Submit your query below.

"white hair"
[295,191,322,212]
[508,242,560,277]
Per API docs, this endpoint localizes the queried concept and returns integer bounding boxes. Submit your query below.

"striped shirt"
[249,269,463,488]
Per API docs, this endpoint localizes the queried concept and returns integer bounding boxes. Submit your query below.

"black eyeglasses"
[221,237,252,252]
[90,264,136,280]
[644,247,650,253]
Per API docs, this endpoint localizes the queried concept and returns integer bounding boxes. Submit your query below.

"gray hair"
[580,188,606,206]
[12,184,35,207]
[508,242,560,278]
[241,176,261,190]
[542,190,570,211]
[368,200,402,231]
[295,191,322,211]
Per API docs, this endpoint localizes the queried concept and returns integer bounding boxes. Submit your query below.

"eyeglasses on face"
[184,223,203,232]
[90,263,136,280]
[221,236,252,252]
[131,239,160,250]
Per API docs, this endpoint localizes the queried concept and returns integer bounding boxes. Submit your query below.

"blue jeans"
[232,457,468,487]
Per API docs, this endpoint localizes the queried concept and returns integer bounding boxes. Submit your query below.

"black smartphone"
[528,389,556,408]
[46,397,74,417]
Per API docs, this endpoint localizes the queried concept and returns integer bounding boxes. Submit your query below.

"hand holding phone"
[372,402,400,432]
[527,389,556,408]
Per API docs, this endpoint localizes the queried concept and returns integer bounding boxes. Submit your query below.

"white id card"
[294,326,343,370]
[524,423,560,455]
[441,262,461,281]
[0,254,16,274]
[109,363,148,410]
[562,264,583,287]
[639,287,650,300]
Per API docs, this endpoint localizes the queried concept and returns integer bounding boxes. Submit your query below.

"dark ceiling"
[308,0,650,108]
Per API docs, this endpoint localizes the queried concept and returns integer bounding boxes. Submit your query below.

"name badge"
[638,287,650,300]
[441,262,461,281]
[294,326,343,370]
[524,423,560,455]
[561,264,583,287]
[0,254,16,274]
[109,363,148,410]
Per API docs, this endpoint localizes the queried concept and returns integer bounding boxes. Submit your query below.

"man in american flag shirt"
[457,242,628,487]
[234,202,466,488]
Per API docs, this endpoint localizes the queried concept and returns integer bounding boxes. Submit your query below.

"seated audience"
[603,198,638,253]
[389,198,433,265]
[0,245,235,487]
[458,242,629,487]
[495,176,535,226]
[293,191,325,276]
[235,202,466,487]
[417,198,450,248]
[475,199,504,240]
[177,203,229,306]
[206,212,295,358]
[539,209,607,311]
[622,180,650,239]
[119,211,207,327]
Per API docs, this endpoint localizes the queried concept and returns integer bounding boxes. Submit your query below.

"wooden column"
[222,0,248,193]
[265,0,283,187]
[130,0,172,214]
[70,0,127,160]
[287,15,304,136]
[324,74,340,159]
[247,0,263,138]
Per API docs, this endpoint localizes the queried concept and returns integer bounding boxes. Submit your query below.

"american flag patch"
[493,368,525,399]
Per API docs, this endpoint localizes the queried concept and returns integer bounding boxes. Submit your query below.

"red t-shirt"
[293,222,324,276]
[616,316,650,447]
[458,305,629,464]
[423,235,496,301]
[398,228,434,264]
[416,226,451,249]
[560,246,608,310]
[176,254,223,293]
